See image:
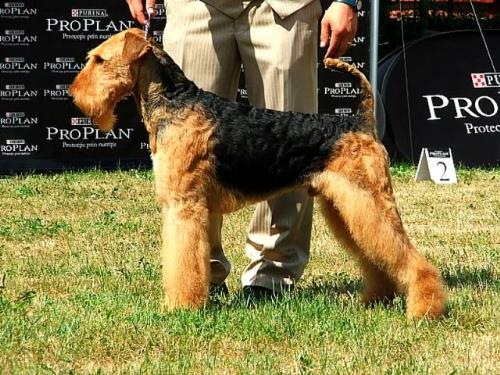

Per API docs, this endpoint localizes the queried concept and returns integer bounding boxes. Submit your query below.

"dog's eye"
[93,55,105,64]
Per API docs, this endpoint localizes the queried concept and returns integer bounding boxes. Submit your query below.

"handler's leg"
[163,0,242,285]
[236,0,322,291]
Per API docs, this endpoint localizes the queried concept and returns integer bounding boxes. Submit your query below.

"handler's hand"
[320,2,358,59]
[126,0,156,25]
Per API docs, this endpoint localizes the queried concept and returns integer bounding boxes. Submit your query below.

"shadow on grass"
[298,278,362,298]
[211,277,363,310]
[442,267,497,289]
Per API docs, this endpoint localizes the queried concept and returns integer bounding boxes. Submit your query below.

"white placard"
[415,148,457,184]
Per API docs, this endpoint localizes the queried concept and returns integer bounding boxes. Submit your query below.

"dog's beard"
[92,109,116,132]
[73,97,117,133]
[69,86,117,133]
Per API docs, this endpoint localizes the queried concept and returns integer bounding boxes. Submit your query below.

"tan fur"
[69,29,149,132]
[311,133,446,318]
[151,107,215,309]
[70,29,446,319]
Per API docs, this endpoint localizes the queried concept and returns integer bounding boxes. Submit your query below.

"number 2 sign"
[415,148,458,184]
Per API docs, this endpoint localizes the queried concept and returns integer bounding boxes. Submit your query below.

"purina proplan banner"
[0,0,373,173]
[379,30,500,167]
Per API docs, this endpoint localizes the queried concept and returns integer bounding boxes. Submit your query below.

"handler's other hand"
[126,0,157,25]
[320,2,358,59]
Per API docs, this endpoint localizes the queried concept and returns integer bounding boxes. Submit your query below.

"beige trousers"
[163,0,322,291]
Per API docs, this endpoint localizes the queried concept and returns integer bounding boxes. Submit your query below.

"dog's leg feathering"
[319,204,399,304]
[313,135,446,319]
[161,202,210,311]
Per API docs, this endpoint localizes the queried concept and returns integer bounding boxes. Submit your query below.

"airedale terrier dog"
[70,28,446,318]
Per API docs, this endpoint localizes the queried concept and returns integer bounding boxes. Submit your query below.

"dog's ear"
[122,31,151,64]
[88,47,113,62]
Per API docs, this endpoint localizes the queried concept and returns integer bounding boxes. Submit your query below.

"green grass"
[0,165,498,374]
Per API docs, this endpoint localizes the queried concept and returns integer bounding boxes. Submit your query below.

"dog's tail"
[324,58,376,136]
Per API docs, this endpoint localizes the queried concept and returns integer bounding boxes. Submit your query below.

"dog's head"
[69,28,151,132]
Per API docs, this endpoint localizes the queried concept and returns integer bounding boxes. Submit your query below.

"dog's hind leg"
[160,201,210,311]
[313,134,446,319]
[319,203,398,304]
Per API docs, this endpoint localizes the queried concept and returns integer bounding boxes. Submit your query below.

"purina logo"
[428,149,451,158]
[6,139,24,145]
[335,108,352,115]
[44,84,70,99]
[0,84,37,100]
[152,30,163,43]
[57,57,75,62]
[1,111,38,127]
[1,138,38,155]
[0,2,37,18]
[44,57,85,72]
[0,57,38,72]
[471,73,500,88]
[0,29,37,45]
[71,117,92,126]
[46,7,134,35]
[339,56,366,70]
[71,9,108,18]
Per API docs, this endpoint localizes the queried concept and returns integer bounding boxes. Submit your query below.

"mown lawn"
[0,165,498,374]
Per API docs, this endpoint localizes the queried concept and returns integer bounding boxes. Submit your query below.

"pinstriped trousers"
[163,0,322,291]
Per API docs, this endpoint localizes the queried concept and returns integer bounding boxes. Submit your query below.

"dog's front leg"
[160,201,210,311]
